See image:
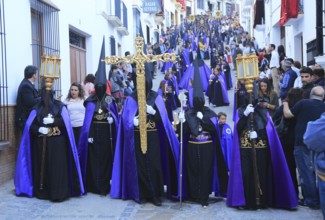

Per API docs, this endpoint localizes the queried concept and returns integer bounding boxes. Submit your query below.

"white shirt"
[63,98,85,127]
[269,50,280,68]
[294,76,303,88]
[259,71,266,79]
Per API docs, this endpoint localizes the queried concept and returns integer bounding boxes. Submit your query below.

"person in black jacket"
[16,65,41,131]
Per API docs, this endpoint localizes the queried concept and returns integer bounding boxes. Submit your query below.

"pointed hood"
[95,37,107,85]
[144,62,153,94]
[94,37,107,99]
[196,42,202,60]
[192,59,205,112]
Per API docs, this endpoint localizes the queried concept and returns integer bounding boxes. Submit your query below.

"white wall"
[285,0,316,65]
[6,0,34,104]
[5,0,137,103]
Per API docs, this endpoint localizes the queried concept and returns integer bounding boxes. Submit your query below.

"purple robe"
[220,123,233,170]
[227,111,298,208]
[14,108,85,197]
[110,95,180,202]
[179,62,212,91]
[162,49,174,73]
[205,74,229,105]
[182,49,191,67]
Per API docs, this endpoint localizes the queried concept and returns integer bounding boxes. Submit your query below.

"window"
[306,39,317,66]
[133,8,140,39]
[197,0,204,9]
[115,0,121,20]
[123,2,128,29]
[186,6,191,16]
[0,0,8,141]
[30,0,60,94]
[110,36,116,55]
[217,2,221,11]
[69,31,85,49]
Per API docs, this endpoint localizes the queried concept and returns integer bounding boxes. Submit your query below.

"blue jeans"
[294,145,319,207]
[319,176,325,218]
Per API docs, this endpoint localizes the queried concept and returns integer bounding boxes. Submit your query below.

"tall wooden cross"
[103,35,178,154]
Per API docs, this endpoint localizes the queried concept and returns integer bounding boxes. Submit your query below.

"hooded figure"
[179,58,212,91]
[178,59,228,207]
[111,63,180,206]
[227,99,298,209]
[78,38,119,195]
[206,67,230,107]
[157,67,180,121]
[14,78,85,201]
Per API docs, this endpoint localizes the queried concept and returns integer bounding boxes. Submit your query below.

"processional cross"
[103,35,178,154]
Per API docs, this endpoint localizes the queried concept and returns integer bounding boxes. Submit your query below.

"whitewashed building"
[0,0,188,184]
[250,0,323,67]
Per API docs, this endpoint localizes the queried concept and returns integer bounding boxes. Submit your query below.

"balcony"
[103,13,122,27]
[283,0,304,26]
[105,0,122,27]
[116,2,129,36]
[116,26,129,36]
[154,13,164,24]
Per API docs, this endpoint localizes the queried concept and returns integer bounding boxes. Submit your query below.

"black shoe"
[201,199,209,207]
[237,206,247,210]
[298,199,307,207]
[151,197,162,206]
[139,198,147,204]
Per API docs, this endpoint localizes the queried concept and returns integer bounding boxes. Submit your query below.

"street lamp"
[235,52,261,205]
[40,54,61,90]
[38,53,61,190]
[236,53,259,93]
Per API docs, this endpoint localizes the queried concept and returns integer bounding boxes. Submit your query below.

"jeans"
[319,176,325,219]
[294,145,320,207]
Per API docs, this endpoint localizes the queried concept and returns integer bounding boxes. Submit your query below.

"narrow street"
[0,64,322,220]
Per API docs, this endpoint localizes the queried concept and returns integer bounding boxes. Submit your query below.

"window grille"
[30,0,61,95]
[0,0,8,141]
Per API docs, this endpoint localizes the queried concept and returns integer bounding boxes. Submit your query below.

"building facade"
[249,0,322,67]
[0,0,188,185]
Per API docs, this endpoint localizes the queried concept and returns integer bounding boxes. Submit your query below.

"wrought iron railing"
[0,0,8,141]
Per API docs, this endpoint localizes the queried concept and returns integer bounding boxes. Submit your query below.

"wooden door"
[70,44,86,84]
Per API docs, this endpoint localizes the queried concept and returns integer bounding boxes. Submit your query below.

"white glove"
[244,104,254,116]
[197,111,203,120]
[133,117,139,126]
[43,117,54,125]
[107,116,113,124]
[146,104,156,115]
[249,131,258,139]
[38,127,49,135]
[179,112,186,123]
[88,138,94,143]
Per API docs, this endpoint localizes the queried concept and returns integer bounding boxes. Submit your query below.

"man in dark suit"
[16,65,41,130]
